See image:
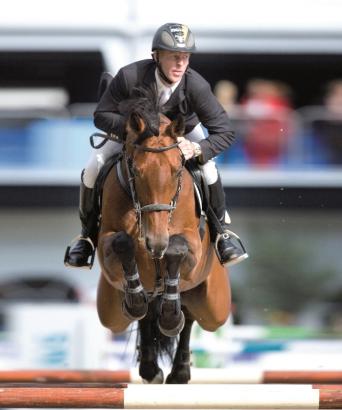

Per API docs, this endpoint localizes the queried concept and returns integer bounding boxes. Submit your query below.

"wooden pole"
[264,371,342,384]
[0,387,124,408]
[0,370,131,383]
[0,384,341,408]
[1,369,342,384]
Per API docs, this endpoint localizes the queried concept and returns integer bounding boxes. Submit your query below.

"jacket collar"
[141,61,186,107]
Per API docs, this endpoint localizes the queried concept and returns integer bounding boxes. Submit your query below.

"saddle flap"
[94,152,123,213]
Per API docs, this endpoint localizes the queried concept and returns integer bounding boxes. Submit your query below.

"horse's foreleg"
[138,300,164,384]
[158,235,188,337]
[111,231,148,320]
[166,312,194,384]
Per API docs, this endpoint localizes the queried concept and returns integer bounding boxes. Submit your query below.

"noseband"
[124,141,185,239]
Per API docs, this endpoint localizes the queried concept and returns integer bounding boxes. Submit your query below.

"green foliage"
[234,233,336,317]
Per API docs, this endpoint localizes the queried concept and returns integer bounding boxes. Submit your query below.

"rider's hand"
[177,137,196,160]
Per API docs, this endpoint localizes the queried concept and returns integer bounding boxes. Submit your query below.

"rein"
[133,142,180,153]
[124,140,185,241]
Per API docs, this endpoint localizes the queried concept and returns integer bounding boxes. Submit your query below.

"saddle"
[93,152,123,217]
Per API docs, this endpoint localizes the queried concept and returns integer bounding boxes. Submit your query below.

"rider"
[64,22,248,269]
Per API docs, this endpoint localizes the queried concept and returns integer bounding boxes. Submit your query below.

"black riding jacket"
[94,59,234,163]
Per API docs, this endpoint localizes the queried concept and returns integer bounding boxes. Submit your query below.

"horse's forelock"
[120,87,158,118]
[120,87,162,144]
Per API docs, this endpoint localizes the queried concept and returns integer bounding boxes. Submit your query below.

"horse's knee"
[111,231,134,255]
[111,232,136,271]
[165,235,188,261]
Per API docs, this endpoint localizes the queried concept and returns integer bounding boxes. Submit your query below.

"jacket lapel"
[164,76,186,109]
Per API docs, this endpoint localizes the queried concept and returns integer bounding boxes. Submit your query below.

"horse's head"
[123,92,185,259]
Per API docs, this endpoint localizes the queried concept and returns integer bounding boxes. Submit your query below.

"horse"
[96,89,231,384]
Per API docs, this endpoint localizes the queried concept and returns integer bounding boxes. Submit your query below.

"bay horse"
[96,89,231,383]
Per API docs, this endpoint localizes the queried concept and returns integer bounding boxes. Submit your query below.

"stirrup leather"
[214,229,248,266]
[64,235,96,269]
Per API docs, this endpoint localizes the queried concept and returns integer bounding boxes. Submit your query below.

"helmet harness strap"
[152,51,173,85]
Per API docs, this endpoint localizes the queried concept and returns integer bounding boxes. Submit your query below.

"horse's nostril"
[145,237,153,253]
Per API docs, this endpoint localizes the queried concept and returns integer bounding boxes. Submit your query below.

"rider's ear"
[166,114,185,138]
[128,112,146,134]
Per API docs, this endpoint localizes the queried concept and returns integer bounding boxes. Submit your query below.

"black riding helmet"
[152,23,196,84]
[152,23,196,53]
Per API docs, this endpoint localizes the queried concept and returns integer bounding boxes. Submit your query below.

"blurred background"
[0,0,341,370]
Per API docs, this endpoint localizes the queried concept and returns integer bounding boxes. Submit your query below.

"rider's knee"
[82,165,98,188]
[199,159,218,185]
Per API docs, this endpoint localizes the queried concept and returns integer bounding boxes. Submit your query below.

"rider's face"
[157,50,190,84]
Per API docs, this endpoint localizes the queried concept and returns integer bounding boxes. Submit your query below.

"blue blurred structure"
[1,106,342,177]
[0,116,96,173]
[0,124,31,166]
[27,118,95,170]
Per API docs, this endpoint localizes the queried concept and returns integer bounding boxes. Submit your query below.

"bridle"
[124,140,185,240]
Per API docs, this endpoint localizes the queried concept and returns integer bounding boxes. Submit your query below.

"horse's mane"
[119,87,162,143]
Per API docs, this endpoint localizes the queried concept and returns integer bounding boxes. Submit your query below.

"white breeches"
[82,123,219,188]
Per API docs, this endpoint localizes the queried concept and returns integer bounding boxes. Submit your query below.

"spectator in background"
[324,79,342,116]
[213,80,247,165]
[214,80,239,114]
[312,79,342,165]
[240,79,294,166]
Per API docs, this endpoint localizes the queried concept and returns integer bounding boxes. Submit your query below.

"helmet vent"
[187,32,195,49]
[161,31,175,48]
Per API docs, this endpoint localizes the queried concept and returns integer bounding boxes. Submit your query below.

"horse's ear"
[128,112,146,134]
[166,114,185,138]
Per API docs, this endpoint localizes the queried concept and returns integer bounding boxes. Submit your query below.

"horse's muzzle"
[145,235,169,259]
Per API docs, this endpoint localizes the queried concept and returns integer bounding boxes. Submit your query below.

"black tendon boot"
[64,175,99,269]
[208,176,248,266]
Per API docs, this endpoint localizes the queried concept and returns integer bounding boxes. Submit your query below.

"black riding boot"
[64,177,99,269]
[209,176,248,266]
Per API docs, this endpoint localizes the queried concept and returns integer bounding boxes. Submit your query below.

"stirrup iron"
[214,229,248,266]
[64,235,96,269]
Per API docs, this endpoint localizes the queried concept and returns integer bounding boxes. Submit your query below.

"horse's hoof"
[166,366,191,384]
[142,368,164,384]
[158,310,185,337]
[122,300,148,321]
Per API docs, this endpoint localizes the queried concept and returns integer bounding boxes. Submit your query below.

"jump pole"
[0,384,342,408]
[191,369,342,384]
[0,370,131,383]
[1,369,342,384]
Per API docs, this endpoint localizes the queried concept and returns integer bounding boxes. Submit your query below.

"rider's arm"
[189,75,235,163]
[94,68,129,138]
